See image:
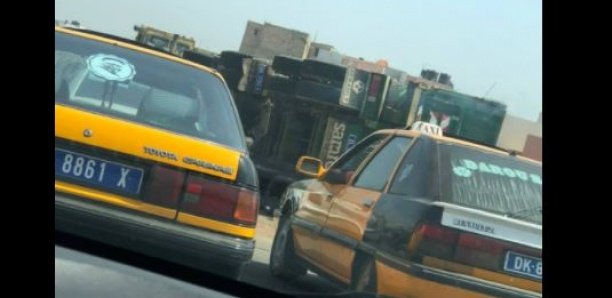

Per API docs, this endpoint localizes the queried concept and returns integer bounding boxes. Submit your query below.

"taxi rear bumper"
[375,253,541,298]
[55,192,255,272]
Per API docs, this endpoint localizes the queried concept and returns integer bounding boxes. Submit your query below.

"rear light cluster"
[408,224,459,259]
[182,174,259,225]
[142,165,259,226]
[143,165,186,208]
[407,223,538,272]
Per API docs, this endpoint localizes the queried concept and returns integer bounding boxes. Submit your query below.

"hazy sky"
[56,0,541,121]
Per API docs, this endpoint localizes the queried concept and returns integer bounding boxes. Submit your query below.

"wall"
[239,21,264,56]
[307,42,335,59]
[522,135,542,161]
[239,21,310,60]
[496,114,542,154]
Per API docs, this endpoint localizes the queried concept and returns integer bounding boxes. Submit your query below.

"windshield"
[55,31,245,151]
[438,143,542,224]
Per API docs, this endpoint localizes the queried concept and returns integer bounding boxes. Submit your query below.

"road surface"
[238,214,342,295]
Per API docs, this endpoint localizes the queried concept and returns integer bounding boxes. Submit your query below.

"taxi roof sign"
[409,121,443,136]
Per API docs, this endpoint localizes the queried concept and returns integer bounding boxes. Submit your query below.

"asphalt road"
[238,214,343,296]
[55,212,343,296]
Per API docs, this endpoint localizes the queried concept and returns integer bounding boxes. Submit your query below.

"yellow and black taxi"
[55,26,259,277]
[270,122,542,297]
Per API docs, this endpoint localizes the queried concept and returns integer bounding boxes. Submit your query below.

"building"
[307,42,335,59]
[239,21,311,60]
[56,20,85,29]
[496,112,542,161]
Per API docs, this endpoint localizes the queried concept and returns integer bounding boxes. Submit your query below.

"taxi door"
[292,133,390,271]
[318,136,414,282]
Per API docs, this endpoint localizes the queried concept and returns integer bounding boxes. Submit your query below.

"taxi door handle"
[362,198,374,208]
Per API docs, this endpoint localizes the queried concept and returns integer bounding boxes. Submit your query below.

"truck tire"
[264,75,297,95]
[220,51,252,71]
[300,59,346,87]
[220,69,243,91]
[295,80,342,104]
[183,51,218,69]
[272,56,303,78]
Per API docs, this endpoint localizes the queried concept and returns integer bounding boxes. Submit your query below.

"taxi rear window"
[55,31,245,151]
[438,143,542,224]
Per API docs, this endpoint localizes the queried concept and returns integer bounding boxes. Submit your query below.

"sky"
[55,0,541,121]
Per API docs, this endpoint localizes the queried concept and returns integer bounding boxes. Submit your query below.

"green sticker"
[463,159,478,170]
[502,168,516,178]
[515,170,529,181]
[530,174,542,185]
[488,164,504,175]
[478,162,493,174]
[454,159,540,185]
[453,166,472,177]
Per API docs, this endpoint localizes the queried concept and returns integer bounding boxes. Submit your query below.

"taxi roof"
[55,26,224,81]
[376,128,542,166]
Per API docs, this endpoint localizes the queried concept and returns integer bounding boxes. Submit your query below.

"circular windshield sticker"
[86,54,136,82]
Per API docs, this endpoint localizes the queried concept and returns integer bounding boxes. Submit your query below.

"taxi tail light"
[181,173,258,226]
[454,233,540,271]
[233,189,259,225]
[453,233,506,270]
[143,165,186,208]
[408,223,459,260]
[456,233,505,255]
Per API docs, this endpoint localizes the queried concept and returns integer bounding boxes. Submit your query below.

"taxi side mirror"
[295,156,325,178]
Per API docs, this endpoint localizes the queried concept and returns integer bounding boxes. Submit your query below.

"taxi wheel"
[351,256,377,293]
[269,215,306,280]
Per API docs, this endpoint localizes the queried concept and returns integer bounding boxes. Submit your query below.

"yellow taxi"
[55,26,259,278]
[271,122,542,297]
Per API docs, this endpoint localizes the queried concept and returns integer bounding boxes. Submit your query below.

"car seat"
[137,88,201,136]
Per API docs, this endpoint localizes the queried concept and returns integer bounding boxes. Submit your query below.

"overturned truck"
[181,49,507,213]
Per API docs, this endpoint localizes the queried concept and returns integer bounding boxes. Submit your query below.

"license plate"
[55,149,144,195]
[503,251,542,280]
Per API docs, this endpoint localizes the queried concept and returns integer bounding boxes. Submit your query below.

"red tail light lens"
[418,224,459,244]
[234,189,259,225]
[183,175,239,220]
[457,233,505,254]
[408,223,459,260]
[181,174,258,226]
[143,165,185,208]
[409,223,541,277]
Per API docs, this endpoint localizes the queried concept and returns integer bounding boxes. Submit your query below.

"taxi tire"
[269,215,307,280]
[351,255,377,293]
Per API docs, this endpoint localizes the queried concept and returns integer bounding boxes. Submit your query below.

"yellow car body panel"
[376,261,493,298]
[56,180,177,219]
[422,256,541,293]
[56,105,240,181]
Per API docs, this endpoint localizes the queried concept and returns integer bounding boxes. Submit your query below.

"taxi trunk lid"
[409,202,542,293]
[55,105,246,227]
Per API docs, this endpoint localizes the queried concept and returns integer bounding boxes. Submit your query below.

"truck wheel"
[300,59,347,86]
[272,55,303,78]
[269,215,306,280]
[295,80,342,104]
[351,255,377,293]
[264,75,297,94]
